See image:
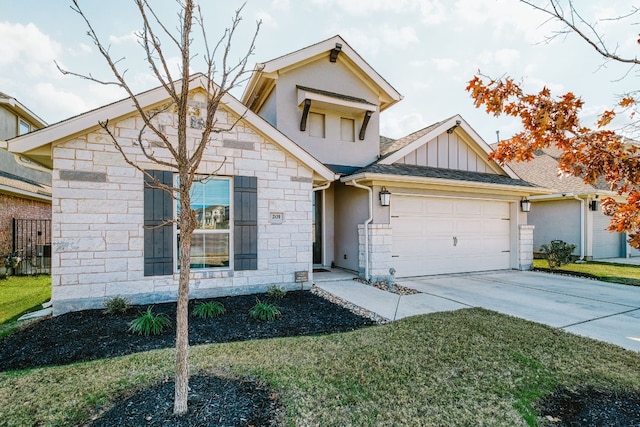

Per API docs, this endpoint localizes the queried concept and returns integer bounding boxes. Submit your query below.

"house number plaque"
[270,212,284,224]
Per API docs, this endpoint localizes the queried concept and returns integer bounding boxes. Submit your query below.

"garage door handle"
[453,236,458,246]
[501,250,510,253]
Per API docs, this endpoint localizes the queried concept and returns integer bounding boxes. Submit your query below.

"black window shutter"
[144,170,174,276]
[234,176,258,271]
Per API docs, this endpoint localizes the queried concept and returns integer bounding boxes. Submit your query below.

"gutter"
[346,179,373,281]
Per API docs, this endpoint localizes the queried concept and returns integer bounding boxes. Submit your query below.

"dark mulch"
[0,290,375,427]
[0,290,375,373]
[88,375,282,427]
[537,386,640,427]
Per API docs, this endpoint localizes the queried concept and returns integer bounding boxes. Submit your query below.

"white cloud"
[432,57,459,72]
[381,112,427,138]
[0,22,61,75]
[380,24,419,48]
[256,11,278,28]
[493,49,520,68]
[310,0,447,24]
[34,82,93,117]
[271,0,290,10]
[109,32,138,45]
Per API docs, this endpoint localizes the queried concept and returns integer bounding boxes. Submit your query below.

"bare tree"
[60,0,260,415]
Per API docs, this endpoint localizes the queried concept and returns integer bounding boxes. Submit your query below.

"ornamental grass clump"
[192,301,226,319]
[249,299,281,321]
[266,285,287,300]
[103,296,131,315]
[128,307,170,336]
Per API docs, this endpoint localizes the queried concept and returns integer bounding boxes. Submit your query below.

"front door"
[313,191,323,265]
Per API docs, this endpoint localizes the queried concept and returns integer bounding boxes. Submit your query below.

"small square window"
[341,118,355,142]
[18,119,30,136]
[308,112,325,138]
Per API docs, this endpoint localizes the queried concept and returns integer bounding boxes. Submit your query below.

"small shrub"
[266,285,287,300]
[249,300,281,321]
[103,295,131,315]
[128,307,170,336]
[540,240,577,270]
[192,301,226,319]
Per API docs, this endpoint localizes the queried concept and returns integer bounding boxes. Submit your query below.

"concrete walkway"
[315,270,640,352]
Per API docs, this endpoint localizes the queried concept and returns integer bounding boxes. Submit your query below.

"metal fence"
[10,218,51,275]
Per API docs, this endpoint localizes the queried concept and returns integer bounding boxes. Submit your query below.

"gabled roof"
[8,74,336,182]
[241,35,402,113]
[505,147,610,195]
[378,114,520,179]
[0,91,47,130]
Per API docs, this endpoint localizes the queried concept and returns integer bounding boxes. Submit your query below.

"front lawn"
[1,308,638,426]
[533,259,640,286]
[0,275,51,324]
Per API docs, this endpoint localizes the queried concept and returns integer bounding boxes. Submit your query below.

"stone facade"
[51,93,313,314]
[518,224,535,270]
[358,223,392,282]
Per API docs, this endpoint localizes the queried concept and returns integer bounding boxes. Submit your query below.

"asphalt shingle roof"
[353,163,536,188]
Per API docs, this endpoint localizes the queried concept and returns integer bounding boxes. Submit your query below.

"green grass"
[533,259,640,286]
[0,275,51,324]
[1,309,639,426]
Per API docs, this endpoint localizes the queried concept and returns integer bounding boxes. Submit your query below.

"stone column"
[518,224,535,270]
[358,223,392,282]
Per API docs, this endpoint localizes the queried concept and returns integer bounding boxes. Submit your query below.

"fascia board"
[340,171,552,195]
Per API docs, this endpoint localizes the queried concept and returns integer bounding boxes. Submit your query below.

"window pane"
[187,233,229,268]
[190,179,230,230]
[309,112,325,138]
[341,118,355,142]
[18,119,30,135]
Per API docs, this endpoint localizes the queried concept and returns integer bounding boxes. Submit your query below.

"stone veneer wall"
[357,223,392,282]
[51,94,313,315]
[518,224,535,270]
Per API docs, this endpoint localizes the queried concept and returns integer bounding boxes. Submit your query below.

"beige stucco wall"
[528,200,581,255]
[269,58,381,167]
[51,93,314,314]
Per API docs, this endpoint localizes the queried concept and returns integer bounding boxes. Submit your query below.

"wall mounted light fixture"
[379,187,391,207]
[520,198,532,213]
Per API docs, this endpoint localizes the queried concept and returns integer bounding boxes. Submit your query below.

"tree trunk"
[174,194,194,415]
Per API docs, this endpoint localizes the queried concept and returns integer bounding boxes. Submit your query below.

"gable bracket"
[300,99,311,131]
[329,43,342,63]
[359,110,372,140]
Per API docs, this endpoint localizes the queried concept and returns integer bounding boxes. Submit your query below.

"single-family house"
[8,35,547,314]
[0,92,51,274]
[506,146,636,260]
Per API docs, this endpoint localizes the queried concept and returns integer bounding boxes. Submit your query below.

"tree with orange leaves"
[467,0,640,248]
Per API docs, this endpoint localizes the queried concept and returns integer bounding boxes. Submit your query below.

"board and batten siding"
[395,133,491,173]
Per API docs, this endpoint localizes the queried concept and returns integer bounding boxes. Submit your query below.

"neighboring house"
[0,92,51,272]
[506,147,635,260]
[8,35,546,315]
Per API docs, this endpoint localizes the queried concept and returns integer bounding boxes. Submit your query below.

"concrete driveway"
[315,270,640,352]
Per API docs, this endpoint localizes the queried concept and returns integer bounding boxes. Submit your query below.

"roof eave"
[340,171,551,195]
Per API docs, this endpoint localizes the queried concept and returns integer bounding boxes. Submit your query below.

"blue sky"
[0,0,636,143]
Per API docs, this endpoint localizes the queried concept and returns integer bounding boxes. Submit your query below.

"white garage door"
[391,196,511,277]
[592,210,622,259]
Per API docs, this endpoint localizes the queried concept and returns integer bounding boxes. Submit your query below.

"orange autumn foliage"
[467,74,640,248]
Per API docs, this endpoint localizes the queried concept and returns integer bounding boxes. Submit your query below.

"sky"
[0,0,637,144]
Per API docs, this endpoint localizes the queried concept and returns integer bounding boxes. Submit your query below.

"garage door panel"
[392,196,511,277]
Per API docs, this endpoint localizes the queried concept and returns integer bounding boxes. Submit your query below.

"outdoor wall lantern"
[379,187,391,207]
[520,198,532,213]
[589,200,599,211]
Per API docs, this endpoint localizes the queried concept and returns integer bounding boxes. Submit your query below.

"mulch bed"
[0,290,376,426]
[536,386,640,427]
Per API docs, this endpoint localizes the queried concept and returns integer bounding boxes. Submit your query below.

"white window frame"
[174,175,233,271]
[18,119,30,136]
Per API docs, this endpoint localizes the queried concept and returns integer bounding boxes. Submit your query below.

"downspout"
[572,195,585,260]
[348,179,373,281]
